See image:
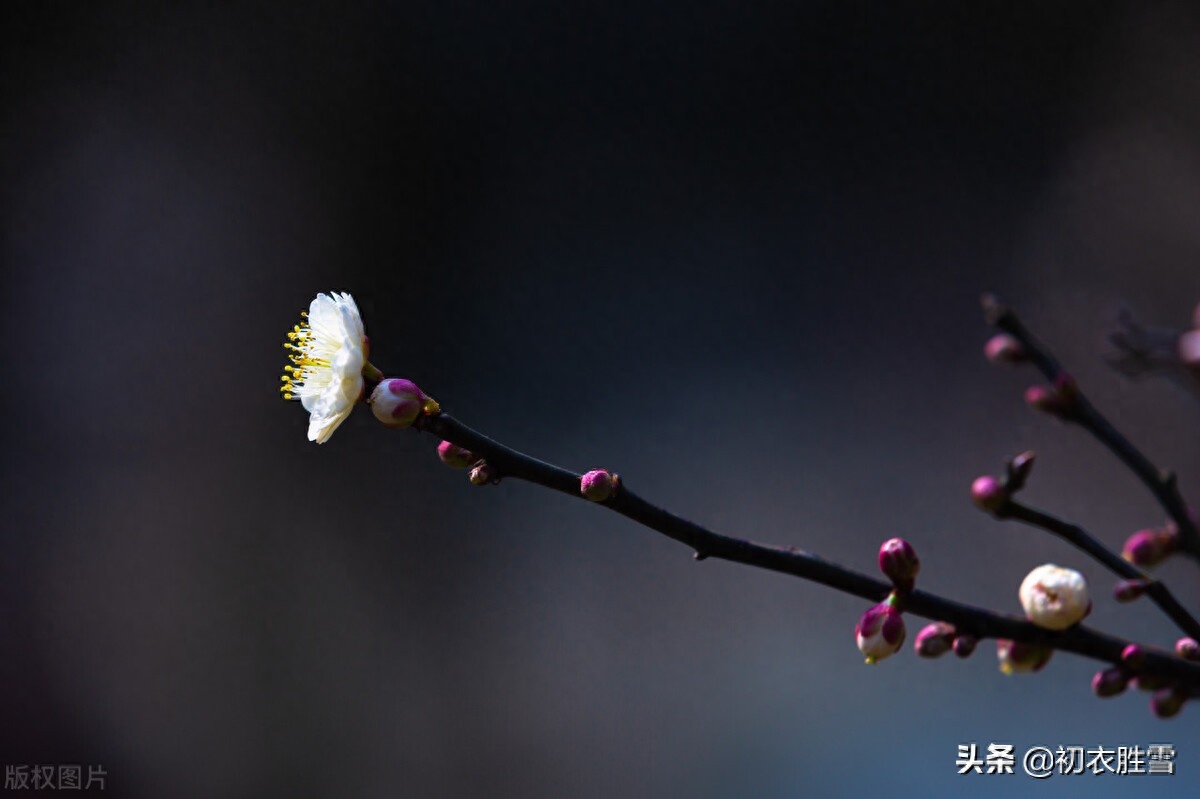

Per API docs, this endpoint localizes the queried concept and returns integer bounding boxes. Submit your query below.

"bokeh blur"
[4,2,1200,797]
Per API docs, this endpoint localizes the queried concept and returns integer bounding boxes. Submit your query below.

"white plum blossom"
[1019,564,1090,631]
[281,292,367,444]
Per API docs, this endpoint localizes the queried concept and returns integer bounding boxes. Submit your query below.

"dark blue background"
[3,2,1199,796]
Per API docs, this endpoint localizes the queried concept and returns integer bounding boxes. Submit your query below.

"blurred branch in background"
[1108,306,1200,405]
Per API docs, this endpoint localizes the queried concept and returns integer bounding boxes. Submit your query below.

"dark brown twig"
[412,411,1200,689]
[997,499,1200,641]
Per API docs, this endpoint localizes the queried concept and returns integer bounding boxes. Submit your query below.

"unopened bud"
[1007,450,1036,487]
[1179,329,1200,368]
[878,538,920,591]
[971,475,1009,514]
[997,639,1053,675]
[952,635,978,658]
[1151,686,1188,719]
[984,334,1027,364]
[468,462,496,486]
[437,440,476,468]
[1092,667,1129,698]
[1121,528,1178,568]
[369,378,429,428]
[1019,564,1090,630]
[1024,384,1074,420]
[1176,637,1200,661]
[580,470,614,502]
[1113,578,1152,602]
[1121,644,1146,671]
[914,622,957,658]
[855,601,906,665]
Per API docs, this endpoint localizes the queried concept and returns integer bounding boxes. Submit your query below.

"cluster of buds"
[995,564,1090,676]
[1088,642,1195,718]
[916,563,1090,676]
[912,622,979,659]
[981,326,1080,419]
[855,539,922,664]
[432,439,496,486]
[433,438,499,488]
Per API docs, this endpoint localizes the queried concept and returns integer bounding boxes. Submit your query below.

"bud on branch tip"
[984,333,1026,364]
[971,475,1009,514]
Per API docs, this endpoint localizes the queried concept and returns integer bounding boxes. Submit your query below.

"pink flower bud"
[878,538,920,591]
[1092,667,1129,698]
[952,635,978,658]
[971,475,1009,513]
[914,622,956,658]
[855,602,906,665]
[369,378,427,428]
[468,462,496,486]
[984,334,1027,364]
[1113,578,1152,602]
[1121,644,1146,671]
[1176,637,1200,661]
[1024,384,1073,419]
[997,639,1053,675]
[437,440,475,469]
[1121,528,1178,568]
[1019,564,1090,630]
[580,470,614,502]
[1179,329,1200,368]
[1151,686,1188,719]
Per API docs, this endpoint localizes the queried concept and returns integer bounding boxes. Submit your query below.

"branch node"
[980,292,1008,325]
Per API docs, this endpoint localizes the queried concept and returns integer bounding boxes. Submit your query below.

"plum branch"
[982,294,1200,561]
[409,410,1200,692]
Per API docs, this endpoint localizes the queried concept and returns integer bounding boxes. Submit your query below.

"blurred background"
[3,2,1200,797]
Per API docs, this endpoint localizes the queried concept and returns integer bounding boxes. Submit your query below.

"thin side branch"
[413,411,1200,688]
[1000,499,1200,641]
[983,294,1200,561]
